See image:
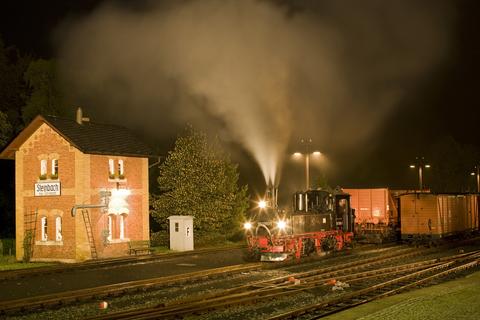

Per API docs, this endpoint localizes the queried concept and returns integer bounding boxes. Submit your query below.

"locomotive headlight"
[276,220,287,230]
[258,200,267,209]
[243,222,252,230]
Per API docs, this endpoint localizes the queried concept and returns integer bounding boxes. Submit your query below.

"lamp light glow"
[409,165,415,168]
[258,200,267,209]
[276,220,286,230]
[108,188,131,215]
[293,152,302,157]
[312,151,321,156]
[243,222,252,230]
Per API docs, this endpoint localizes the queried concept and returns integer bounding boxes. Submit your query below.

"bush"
[194,232,228,248]
[150,231,169,247]
[0,238,15,256]
[227,230,245,242]
[23,232,33,262]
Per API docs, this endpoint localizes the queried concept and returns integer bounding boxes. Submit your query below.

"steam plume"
[58,0,451,187]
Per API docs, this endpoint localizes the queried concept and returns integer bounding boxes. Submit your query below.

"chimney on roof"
[76,107,90,125]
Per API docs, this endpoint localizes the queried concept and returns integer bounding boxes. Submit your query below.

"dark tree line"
[0,35,75,238]
[427,136,480,193]
[0,35,66,149]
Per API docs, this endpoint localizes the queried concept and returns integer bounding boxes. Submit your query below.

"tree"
[0,35,30,134]
[151,127,249,239]
[0,110,12,148]
[22,59,66,124]
[428,136,479,193]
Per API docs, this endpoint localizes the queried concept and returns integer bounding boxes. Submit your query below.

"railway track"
[0,244,414,317]
[0,263,262,316]
[270,251,480,319]
[0,244,246,281]
[3,243,477,319]
[84,246,449,319]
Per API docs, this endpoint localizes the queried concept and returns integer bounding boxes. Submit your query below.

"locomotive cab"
[292,190,355,234]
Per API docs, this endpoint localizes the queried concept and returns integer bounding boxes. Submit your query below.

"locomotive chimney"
[76,107,90,125]
[266,184,278,209]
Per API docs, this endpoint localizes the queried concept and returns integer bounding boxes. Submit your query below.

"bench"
[128,240,154,255]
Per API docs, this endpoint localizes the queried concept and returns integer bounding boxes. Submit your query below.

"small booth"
[168,216,194,251]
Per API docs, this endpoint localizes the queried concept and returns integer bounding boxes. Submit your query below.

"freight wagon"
[400,193,479,242]
[343,188,399,243]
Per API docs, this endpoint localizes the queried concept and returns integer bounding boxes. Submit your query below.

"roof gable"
[0,115,155,159]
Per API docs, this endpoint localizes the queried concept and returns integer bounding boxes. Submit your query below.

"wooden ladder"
[81,209,98,260]
[24,208,38,259]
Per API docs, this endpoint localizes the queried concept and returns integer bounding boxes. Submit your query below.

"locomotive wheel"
[321,236,337,252]
[302,238,316,256]
[345,239,356,249]
[243,247,261,262]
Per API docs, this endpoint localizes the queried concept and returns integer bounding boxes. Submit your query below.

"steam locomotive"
[244,186,355,261]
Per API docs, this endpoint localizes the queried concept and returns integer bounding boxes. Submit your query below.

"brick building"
[0,109,153,262]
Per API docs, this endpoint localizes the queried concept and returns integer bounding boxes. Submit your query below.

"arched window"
[40,159,47,177]
[55,216,62,241]
[108,159,115,178]
[118,160,124,178]
[41,216,48,241]
[119,214,125,240]
[51,159,59,179]
[107,215,113,241]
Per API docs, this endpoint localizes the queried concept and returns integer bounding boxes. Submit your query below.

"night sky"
[1,0,480,201]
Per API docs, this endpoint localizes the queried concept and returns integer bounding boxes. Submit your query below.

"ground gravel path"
[0,248,245,301]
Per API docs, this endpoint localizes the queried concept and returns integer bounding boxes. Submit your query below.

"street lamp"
[470,165,479,193]
[293,138,321,190]
[409,157,430,191]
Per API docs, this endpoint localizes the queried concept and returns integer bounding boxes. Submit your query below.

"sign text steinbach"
[35,182,61,196]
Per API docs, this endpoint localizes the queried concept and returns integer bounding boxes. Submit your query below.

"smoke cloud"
[58,0,451,188]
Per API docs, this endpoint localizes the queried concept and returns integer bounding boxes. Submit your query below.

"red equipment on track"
[244,187,355,261]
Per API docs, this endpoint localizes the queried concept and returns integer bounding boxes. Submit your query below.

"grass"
[151,239,244,254]
[0,255,56,271]
[151,246,171,254]
[323,271,480,320]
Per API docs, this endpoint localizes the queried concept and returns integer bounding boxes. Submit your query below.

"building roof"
[0,114,155,159]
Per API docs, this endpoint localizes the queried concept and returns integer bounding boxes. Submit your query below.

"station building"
[0,108,152,262]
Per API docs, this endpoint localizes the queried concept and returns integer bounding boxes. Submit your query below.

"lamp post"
[293,138,321,190]
[470,165,480,193]
[410,157,430,191]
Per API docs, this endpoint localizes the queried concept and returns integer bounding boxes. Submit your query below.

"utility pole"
[301,138,312,190]
[410,157,430,191]
[293,138,321,191]
[471,165,480,193]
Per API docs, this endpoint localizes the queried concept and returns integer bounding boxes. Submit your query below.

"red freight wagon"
[400,193,479,241]
[343,188,399,242]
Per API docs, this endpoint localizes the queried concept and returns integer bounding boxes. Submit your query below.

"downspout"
[71,204,107,217]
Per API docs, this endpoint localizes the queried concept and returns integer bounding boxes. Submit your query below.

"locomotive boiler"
[244,186,355,261]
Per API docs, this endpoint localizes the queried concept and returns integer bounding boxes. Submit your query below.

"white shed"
[168,216,194,251]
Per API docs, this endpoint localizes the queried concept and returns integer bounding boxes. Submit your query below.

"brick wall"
[15,123,150,262]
